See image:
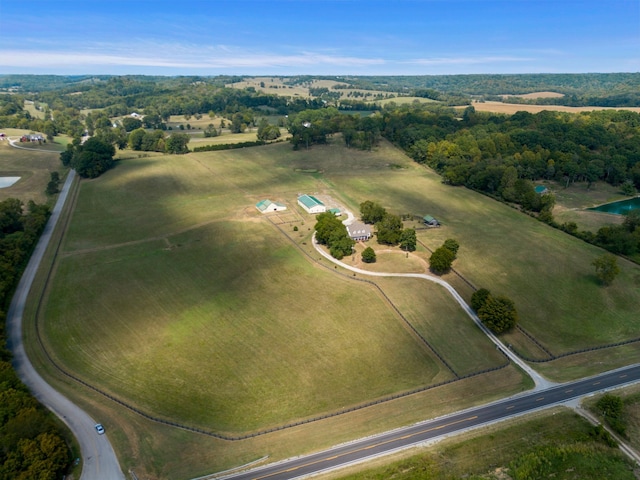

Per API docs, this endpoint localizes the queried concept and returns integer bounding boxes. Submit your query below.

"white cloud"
[406,56,533,66]
[0,48,384,70]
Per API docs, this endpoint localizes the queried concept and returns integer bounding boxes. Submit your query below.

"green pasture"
[331,408,634,480]
[188,130,260,147]
[36,136,640,476]
[23,100,46,119]
[301,140,640,366]
[46,147,471,434]
[373,277,506,376]
[0,139,63,204]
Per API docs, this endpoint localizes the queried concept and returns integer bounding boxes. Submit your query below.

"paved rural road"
[6,170,126,480]
[220,364,640,480]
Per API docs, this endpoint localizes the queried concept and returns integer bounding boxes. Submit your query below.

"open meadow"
[31,137,640,477]
[0,131,65,205]
[270,138,640,374]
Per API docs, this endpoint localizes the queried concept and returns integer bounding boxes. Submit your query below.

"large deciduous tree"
[478,295,518,334]
[429,246,455,274]
[376,214,403,245]
[470,288,491,312]
[592,253,620,286]
[361,246,376,263]
[315,212,354,260]
[399,228,417,252]
[165,133,190,154]
[360,200,387,224]
[61,137,115,178]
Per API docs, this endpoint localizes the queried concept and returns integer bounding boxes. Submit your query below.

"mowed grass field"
[36,137,640,477]
[275,138,640,370]
[43,144,505,436]
[0,133,64,205]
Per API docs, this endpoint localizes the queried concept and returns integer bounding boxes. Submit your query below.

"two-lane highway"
[220,364,640,480]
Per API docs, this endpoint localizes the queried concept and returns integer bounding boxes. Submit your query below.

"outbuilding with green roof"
[297,194,326,214]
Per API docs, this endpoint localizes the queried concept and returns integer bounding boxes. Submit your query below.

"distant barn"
[256,199,287,213]
[423,215,440,227]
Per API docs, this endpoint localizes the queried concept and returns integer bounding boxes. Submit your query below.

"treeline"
[305,73,640,107]
[383,105,640,190]
[33,77,325,118]
[0,198,72,478]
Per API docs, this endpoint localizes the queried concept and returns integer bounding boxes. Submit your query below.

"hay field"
[44,144,502,435]
[502,91,565,99]
[468,101,640,114]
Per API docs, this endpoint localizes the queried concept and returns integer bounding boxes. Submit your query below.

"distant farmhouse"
[346,222,372,241]
[20,134,44,143]
[255,199,287,214]
[423,215,440,227]
[297,194,326,214]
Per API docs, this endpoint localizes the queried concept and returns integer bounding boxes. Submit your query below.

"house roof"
[423,215,436,222]
[298,194,324,208]
[346,222,372,238]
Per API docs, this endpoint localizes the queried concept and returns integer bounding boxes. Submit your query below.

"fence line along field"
[34,138,640,477]
[43,144,496,436]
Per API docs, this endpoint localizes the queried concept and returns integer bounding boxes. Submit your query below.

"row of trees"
[127,129,190,154]
[0,198,72,478]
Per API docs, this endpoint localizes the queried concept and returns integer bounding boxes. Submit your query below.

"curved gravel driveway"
[6,170,125,480]
[313,234,553,390]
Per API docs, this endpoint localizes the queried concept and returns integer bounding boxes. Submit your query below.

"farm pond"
[0,177,20,188]
[589,196,640,215]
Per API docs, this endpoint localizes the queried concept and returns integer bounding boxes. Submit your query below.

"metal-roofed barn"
[423,215,440,226]
[256,199,287,213]
[297,194,326,214]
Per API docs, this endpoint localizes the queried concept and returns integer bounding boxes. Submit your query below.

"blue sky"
[0,0,638,75]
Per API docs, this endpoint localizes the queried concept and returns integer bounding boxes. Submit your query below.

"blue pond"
[589,197,640,215]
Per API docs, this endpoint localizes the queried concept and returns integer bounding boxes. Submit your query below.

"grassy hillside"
[34,137,640,477]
